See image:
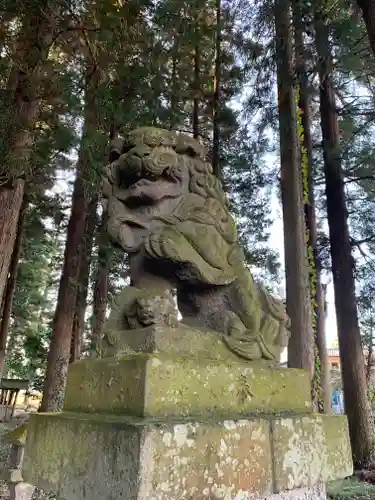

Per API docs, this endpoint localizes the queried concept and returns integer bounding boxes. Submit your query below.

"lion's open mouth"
[124,180,159,208]
[123,172,180,209]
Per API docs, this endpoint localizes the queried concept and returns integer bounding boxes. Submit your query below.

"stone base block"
[63,356,312,417]
[101,324,251,361]
[23,412,352,500]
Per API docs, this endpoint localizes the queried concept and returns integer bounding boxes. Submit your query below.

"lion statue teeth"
[100,126,290,362]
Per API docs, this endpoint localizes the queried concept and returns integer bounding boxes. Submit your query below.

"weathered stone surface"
[23,413,272,500]
[63,356,312,417]
[5,423,28,446]
[272,415,353,492]
[23,410,352,500]
[100,126,290,362]
[101,323,244,361]
[7,444,24,470]
[9,482,35,500]
[1,469,23,483]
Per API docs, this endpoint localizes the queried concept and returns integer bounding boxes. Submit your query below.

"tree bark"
[300,76,331,411]
[357,0,375,58]
[0,195,27,374]
[40,68,101,412]
[293,5,331,411]
[91,211,110,355]
[169,36,179,131]
[193,42,200,139]
[366,338,373,384]
[192,5,201,140]
[70,197,98,363]
[0,181,25,319]
[0,2,60,306]
[40,170,88,411]
[212,0,221,178]
[315,9,373,466]
[274,0,314,374]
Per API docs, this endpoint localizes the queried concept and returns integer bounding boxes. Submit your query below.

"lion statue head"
[102,126,242,286]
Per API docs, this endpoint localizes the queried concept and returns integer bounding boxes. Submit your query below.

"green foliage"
[327,478,375,500]
[224,127,280,282]
[5,0,375,377]
[6,197,65,388]
[0,0,300,379]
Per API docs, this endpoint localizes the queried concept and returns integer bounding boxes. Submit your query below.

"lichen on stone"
[100,126,290,362]
[5,422,28,446]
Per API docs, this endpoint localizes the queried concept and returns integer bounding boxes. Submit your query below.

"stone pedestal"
[2,423,35,500]
[22,326,353,500]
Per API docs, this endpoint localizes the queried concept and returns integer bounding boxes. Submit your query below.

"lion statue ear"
[109,137,125,163]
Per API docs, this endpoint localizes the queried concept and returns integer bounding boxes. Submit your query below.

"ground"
[327,478,375,500]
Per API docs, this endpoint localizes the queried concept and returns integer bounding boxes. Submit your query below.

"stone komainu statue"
[101,127,290,361]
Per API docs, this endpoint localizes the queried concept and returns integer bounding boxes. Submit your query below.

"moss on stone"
[102,324,250,361]
[23,411,353,500]
[23,412,273,499]
[323,415,353,477]
[5,423,28,446]
[272,415,353,492]
[63,355,312,418]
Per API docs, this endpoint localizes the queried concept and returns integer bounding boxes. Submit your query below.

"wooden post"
[11,389,19,418]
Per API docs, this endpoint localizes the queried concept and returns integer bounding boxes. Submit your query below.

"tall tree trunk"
[193,43,200,139]
[0,181,25,317]
[91,211,110,355]
[70,197,98,363]
[212,0,221,178]
[366,335,373,384]
[293,4,331,411]
[40,169,88,411]
[169,36,179,130]
[0,195,27,373]
[274,0,314,374]
[70,305,82,363]
[192,6,201,140]
[40,68,101,412]
[0,4,60,306]
[315,8,373,466]
[300,78,331,410]
[357,0,375,57]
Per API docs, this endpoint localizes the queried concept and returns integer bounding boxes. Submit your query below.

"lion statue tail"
[257,284,291,330]
[255,284,291,360]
